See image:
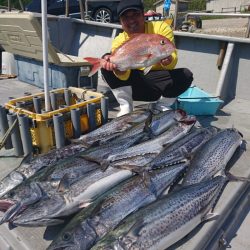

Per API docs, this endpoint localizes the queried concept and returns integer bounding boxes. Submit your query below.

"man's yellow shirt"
[111,21,178,80]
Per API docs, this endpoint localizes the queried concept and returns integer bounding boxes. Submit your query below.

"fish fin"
[89,141,101,148]
[19,152,33,166]
[180,147,195,162]
[162,142,171,148]
[143,66,153,75]
[113,165,142,173]
[100,160,110,171]
[143,114,154,137]
[202,212,219,222]
[88,200,105,218]
[57,173,71,192]
[139,171,157,196]
[8,221,17,230]
[168,183,182,193]
[70,139,91,148]
[79,202,92,209]
[84,57,102,77]
[79,155,101,164]
[13,218,65,227]
[128,218,147,237]
[225,171,250,182]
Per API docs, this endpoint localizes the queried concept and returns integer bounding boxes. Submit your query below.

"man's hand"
[160,55,173,66]
[101,54,117,71]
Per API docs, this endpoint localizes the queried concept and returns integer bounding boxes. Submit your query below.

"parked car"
[25,0,121,23]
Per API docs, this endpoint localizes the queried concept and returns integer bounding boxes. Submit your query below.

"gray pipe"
[64,89,72,106]
[101,97,109,124]
[246,17,250,38]
[41,109,48,114]
[53,113,65,149]
[18,114,33,156]
[7,113,24,156]
[87,103,96,131]
[0,105,12,149]
[50,92,58,110]
[71,108,81,139]
[216,42,235,98]
[33,96,42,114]
[16,101,26,108]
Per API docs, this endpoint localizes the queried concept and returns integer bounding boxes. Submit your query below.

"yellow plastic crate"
[5,87,104,153]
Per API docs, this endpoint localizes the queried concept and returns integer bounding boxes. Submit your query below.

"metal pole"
[87,103,96,131]
[101,97,109,124]
[50,91,58,110]
[53,113,65,149]
[0,105,12,149]
[85,0,89,19]
[7,113,24,156]
[18,0,24,11]
[173,0,179,30]
[64,88,72,106]
[18,114,33,156]
[246,17,250,38]
[65,0,69,17]
[71,108,81,138]
[79,0,85,20]
[216,42,235,98]
[41,0,51,112]
[8,0,11,12]
[33,96,42,114]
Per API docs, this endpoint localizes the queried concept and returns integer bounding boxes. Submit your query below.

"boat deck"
[0,78,249,250]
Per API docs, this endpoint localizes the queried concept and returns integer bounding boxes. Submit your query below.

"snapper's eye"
[160,40,165,45]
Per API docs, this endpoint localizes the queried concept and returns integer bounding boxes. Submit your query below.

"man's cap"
[117,0,144,17]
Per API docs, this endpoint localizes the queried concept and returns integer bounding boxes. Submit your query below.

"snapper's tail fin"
[84,57,102,77]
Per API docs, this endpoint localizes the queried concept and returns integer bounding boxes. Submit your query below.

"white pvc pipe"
[185,12,250,20]
[41,0,51,111]
[216,42,235,98]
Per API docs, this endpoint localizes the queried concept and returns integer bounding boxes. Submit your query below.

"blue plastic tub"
[175,86,224,116]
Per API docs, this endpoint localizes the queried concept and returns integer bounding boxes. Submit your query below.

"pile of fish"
[0,107,246,250]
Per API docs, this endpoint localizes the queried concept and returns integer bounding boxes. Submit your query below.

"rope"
[0,111,21,151]
[0,118,17,151]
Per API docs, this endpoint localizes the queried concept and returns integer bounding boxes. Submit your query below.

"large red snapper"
[84,33,176,77]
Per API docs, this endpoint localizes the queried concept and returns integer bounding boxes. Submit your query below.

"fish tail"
[0,202,22,225]
[84,57,102,77]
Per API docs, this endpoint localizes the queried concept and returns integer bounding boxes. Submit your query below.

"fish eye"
[160,40,165,45]
[62,232,71,241]
[8,190,15,198]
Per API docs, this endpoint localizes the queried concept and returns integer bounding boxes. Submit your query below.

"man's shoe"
[111,86,133,117]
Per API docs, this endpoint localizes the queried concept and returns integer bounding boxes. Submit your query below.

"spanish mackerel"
[74,109,151,147]
[0,157,100,224]
[0,143,87,198]
[103,116,196,166]
[145,126,217,170]
[92,176,228,250]
[46,162,188,249]
[117,109,187,140]
[182,128,243,186]
[111,125,214,170]
[12,167,134,224]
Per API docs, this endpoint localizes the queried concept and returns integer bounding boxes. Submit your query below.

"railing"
[185,12,250,38]
[221,7,236,13]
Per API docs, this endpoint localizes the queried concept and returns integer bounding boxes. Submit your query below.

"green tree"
[143,0,155,11]
[0,0,31,9]
[188,0,206,11]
